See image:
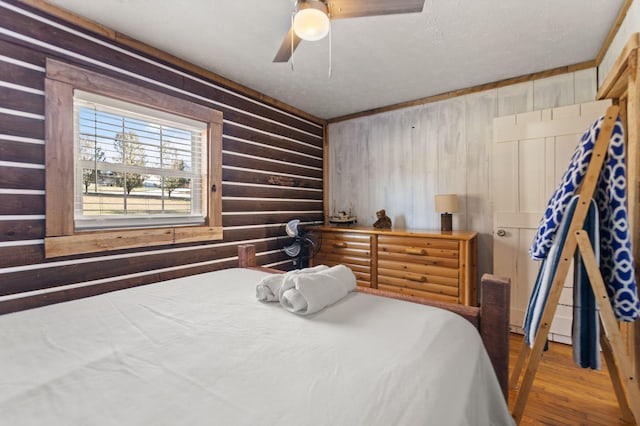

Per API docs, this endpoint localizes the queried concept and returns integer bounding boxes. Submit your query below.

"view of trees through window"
[75,97,205,226]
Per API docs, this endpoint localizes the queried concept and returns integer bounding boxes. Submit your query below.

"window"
[74,91,207,230]
[45,59,222,258]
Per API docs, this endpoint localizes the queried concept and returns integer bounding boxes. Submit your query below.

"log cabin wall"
[0,0,324,313]
[327,69,598,281]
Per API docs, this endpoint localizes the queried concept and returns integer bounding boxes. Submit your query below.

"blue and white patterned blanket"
[529,114,640,322]
[523,196,601,369]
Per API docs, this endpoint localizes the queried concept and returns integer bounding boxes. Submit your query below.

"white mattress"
[0,268,513,425]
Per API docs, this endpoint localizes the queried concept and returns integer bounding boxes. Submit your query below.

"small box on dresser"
[311,226,477,306]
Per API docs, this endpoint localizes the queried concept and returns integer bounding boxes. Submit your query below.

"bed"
[0,244,513,425]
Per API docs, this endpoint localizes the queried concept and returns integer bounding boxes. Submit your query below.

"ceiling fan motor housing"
[296,0,329,15]
[293,0,330,41]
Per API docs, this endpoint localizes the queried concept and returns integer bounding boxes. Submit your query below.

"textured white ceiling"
[45,0,624,120]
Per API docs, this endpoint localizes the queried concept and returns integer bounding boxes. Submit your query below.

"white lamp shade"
[293,8,330,41]
[435,194,458,213]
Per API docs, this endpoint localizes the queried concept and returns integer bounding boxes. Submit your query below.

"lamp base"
[440,213,452,232]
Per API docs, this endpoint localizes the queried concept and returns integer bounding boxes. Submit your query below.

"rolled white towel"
[256,265,329,302]
[255,275,285,302]
[280,264,356,315]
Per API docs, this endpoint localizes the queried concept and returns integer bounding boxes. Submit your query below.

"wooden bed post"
[479,273,511,400]
[237,244,256,267]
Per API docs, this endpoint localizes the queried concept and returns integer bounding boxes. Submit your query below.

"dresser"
[310,226,478,306]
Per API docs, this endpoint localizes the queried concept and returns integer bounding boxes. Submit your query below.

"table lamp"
[435,194,458,232]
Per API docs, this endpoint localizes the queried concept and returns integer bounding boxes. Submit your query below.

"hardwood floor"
[508,333,634,425]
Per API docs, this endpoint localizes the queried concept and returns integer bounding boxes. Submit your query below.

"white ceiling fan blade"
[329,0,425,19]
[273,26,302,62]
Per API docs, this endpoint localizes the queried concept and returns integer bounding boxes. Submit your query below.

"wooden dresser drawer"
[377,235,461,303]
[313,232,373,287]
[378,235,459,264]
[319,232,371,257]
[377,284,458,304]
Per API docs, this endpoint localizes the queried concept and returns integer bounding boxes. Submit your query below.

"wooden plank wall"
[0,1,324,313]
[327,69,598,282]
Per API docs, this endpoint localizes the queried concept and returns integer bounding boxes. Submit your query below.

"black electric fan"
[279,219,321,269]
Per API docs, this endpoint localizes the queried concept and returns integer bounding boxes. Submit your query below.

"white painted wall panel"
[435,98,467,230]
[335,120,373,220]
[464,90,498,273]
[497,81,533,116]
[533,73,575,110]
[409,104,440,229]
[573,68,597,104]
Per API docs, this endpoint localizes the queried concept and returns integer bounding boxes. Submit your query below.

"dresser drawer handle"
[405,248,426,255]
[405,274,426,283]
[333,242,347,248]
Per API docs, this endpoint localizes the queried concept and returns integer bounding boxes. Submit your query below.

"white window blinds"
[73,91,207,230]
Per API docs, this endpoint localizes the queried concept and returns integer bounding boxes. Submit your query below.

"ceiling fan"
[273,0,426,63]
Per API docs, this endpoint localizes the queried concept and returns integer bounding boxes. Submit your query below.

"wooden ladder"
[509,105,640,424]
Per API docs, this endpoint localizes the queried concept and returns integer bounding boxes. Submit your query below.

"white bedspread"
[0,268,513,425]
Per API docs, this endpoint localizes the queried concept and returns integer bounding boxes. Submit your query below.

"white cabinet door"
[492,100,610,344]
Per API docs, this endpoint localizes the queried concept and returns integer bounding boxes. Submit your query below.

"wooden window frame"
[44,59,222,258]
